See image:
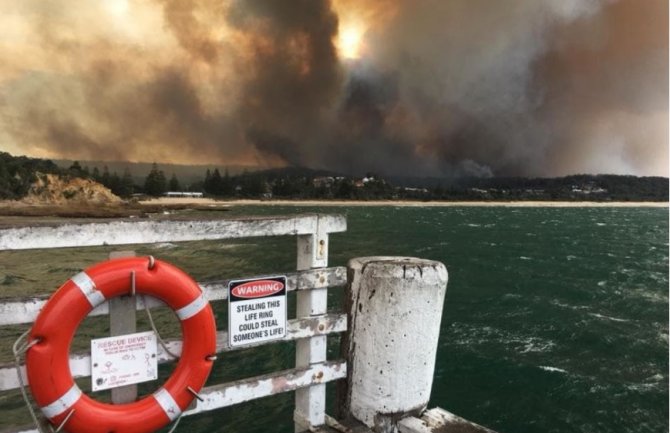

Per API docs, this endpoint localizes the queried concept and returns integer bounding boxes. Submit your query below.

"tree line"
[71,161,180,197]
[0,152,666,202]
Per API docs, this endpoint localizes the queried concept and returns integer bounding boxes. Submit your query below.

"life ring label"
[90,330,158,391]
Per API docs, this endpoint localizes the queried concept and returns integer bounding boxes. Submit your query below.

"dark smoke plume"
[0,0,666,176]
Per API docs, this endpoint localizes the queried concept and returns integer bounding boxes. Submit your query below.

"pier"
[0,214,498,433]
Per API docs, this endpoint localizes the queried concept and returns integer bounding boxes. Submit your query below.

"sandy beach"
[139,197,669,208]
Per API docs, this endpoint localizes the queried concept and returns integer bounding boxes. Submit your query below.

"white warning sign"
[91,331,158,391]
[229,276,287,348]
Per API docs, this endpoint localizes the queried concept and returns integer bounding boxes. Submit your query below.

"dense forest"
[0,152,667,202]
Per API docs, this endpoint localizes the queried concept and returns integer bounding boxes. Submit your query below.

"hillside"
[0,152,62,199]
[0,152,122,205]
[22,173,121,205]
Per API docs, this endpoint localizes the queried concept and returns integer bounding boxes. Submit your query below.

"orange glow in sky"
[337,25,364,59]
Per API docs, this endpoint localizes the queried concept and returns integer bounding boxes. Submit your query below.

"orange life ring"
[25,257,217,433]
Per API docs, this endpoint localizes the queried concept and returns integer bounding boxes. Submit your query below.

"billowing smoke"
[0,0,666,177]
[334,0,668,176]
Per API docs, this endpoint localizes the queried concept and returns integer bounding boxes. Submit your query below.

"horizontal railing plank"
[0,313,347,391]
[9,361,347,433]
[0,214,346,250]
[0,267,346,326]
[185,360,346,415]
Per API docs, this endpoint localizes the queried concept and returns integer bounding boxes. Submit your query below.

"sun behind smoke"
[337,25,364,59]
[104,0,130,18]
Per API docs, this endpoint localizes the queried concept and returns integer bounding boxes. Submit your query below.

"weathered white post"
[108,250,138,404]
[294,216,330,432]
[339,257,448,433]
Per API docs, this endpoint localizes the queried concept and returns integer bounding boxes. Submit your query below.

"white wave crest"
[588,312,629,323]
[539,366,568,374]
[155,242,177,249]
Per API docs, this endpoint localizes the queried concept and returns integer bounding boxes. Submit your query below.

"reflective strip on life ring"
[71,271,105,307]
[175,293,207,320]
[25,257,217,433]
[153,387,181,421]
[40,384,82,418]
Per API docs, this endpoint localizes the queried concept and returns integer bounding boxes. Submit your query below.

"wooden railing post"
[339,257,448,433]
[294,216,329,432]
[108,250,138,404]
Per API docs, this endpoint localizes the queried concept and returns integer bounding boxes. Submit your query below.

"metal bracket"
[130,270,136,296]
[187,386,204,402]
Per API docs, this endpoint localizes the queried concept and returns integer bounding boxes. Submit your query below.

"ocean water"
[1,205,667,433]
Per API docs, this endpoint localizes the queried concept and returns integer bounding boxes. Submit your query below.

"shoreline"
[138,197,669,208]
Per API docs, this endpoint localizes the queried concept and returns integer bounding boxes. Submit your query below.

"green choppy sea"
[0,205,667,433]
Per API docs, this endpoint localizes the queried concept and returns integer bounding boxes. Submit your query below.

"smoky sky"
[0,0,666,177]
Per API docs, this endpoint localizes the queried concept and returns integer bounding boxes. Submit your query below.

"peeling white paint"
[294,220,332,430]
[10,361,347,433]
[0,214,346,251]
[186,360,346,415]
[345,257,448,431]
[398,408,498,433]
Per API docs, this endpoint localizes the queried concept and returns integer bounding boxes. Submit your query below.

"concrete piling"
[339,257,448,433]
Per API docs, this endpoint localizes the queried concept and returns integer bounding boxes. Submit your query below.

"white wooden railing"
[0,214,347,433]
